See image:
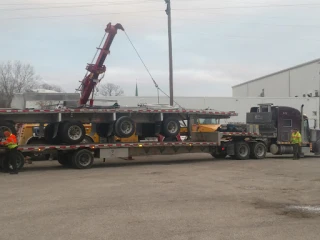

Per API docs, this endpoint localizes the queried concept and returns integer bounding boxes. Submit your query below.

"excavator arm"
[79,22,124,107]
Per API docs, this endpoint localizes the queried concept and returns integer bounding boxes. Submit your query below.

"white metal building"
[94,96,320,128]
[232,58,320,98]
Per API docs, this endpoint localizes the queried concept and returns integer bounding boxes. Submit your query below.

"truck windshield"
[198,118,219,124]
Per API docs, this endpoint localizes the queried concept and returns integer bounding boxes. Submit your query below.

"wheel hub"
[79,153,91,166]
[239,146,248,156]
[68,125,83,140]
[167,121,178,134]
[120,121,133,134]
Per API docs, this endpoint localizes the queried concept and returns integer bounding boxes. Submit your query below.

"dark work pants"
[3,147,18,173]
[293,143,301,160]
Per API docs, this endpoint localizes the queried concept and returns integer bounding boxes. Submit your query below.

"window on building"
[283,119,292,127]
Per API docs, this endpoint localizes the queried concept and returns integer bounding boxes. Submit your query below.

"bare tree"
[98,83,124,96]
[0,61,40,107]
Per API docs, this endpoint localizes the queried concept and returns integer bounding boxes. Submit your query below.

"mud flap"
[226,143,235,156]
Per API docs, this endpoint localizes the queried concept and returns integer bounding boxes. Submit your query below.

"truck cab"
[247,103,320,155]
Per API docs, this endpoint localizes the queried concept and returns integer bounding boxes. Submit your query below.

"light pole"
[165,0,174,106]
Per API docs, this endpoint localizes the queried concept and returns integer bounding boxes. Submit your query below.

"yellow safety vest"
[291,132,301,144]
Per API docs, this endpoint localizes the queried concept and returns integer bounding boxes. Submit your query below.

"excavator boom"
[79,22,124,107]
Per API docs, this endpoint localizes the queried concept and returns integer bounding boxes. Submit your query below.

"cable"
[172,3,320,11]
[0,0,154,11]
[170,16,320,29]
[1,9,163,20]
[123,31,183,108]
[0,0,159,6]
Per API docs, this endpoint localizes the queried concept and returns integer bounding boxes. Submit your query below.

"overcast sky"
[1,0,320,97]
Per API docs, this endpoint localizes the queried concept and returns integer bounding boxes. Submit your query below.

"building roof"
[232,57,320,88]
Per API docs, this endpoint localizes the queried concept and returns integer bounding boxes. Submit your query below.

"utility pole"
[165,0,174,106]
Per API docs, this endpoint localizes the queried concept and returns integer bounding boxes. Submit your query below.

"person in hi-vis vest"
[290,128,302,160]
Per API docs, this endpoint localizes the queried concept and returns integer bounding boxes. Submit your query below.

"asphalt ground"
[1,154,320,240]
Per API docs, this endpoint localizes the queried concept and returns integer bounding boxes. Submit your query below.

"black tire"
[0,121,16,135]
[250,142,267,159]
[81,136,94,144]
[235,141,250,160]
[59,121,85,144]
[114,116,135,138]
[8,151,25,170]
[96,123,109,138]
[162,118,180,138]
[71,149,94,169]
[57,152,72,167]
[44,123,60,144]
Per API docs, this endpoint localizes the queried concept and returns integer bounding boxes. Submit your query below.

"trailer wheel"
[57,152,72,167]
[96,123,109,138]
[162,118,180,138]
[71,149,94,169]
[250,142,267,159]
[60,121,85,144]
[114,116,135,138]
[44,123,60,144]
[81,136,94,144]
[235,141,250,160]
[0,121,17,135]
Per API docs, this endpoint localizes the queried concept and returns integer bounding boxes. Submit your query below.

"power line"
[0,10,163,20]
[2,2,320,12]
[0,0,154,11]
[172,3,320,11]
[0,0,158,6]
[171,17,320,29]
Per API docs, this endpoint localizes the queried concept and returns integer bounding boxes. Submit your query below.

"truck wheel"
[250,142,267,159]
[8,151,25,170]
[162,118,180,138]
[71,149,94,169]
[114,116,135,138]
[57,152,72,167]
[60,121,85,144]
[0,121,17,135]
[235,141,250,160]
[96,123,108,138]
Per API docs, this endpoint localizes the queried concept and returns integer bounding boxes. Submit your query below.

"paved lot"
[1,154,320,240]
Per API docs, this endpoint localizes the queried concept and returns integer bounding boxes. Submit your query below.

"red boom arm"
[79,22,124,107]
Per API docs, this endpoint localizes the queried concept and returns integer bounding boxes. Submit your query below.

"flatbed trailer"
[0,107,237,146]
[15,141,218,169]
[4,130,265,170]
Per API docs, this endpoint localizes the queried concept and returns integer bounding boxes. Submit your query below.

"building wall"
[232,61,320,98]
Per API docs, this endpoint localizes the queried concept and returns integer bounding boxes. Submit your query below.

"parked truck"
[2,103,320,170]
[208,103,320,159]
